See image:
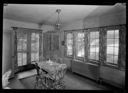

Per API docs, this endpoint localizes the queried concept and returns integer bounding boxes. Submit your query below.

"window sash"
[106,29,119,65]
[66,33,73,56]
[75,32,85,58]
[89,31,99,61]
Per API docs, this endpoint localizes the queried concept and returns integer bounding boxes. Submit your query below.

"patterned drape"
[99,27,107,65]
[12,27,18,73]
[84,29,89,62]
[43,32,59,60]
[118,25,126,70]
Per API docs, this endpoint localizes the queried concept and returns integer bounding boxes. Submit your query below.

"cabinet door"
[43,32,60,59]
[43,32,51,59]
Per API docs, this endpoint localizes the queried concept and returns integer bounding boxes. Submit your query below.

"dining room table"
[38,60,67,78]
[37,60,67,89]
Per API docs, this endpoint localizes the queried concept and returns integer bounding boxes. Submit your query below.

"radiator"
[71,60,100,81]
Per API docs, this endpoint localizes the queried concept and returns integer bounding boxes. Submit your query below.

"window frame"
[64,31,74,58]
[16,27,42,66]
[104,25,120,68]
[16,31,28,66]
[87,27,100,64]
[74,30,85,61]
[88,28,100,64]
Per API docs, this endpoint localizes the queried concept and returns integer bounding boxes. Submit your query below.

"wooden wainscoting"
[100,66,125,88]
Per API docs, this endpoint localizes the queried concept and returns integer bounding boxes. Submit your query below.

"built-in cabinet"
[43,31,60,60]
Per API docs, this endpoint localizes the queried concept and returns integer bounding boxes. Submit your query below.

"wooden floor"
[7,70,123,91]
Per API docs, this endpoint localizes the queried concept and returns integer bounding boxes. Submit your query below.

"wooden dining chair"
[56,64,67,89]
[34,63,48,89]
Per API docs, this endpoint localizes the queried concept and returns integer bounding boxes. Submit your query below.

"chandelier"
[55,9,61,30]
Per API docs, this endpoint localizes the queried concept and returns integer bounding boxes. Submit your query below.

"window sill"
[85,63,99,66]
[72,59,99,66]
[66,55,73,58]
[73,59,84,63]
[103,63,119,69]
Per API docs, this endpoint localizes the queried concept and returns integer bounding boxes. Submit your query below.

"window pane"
[31,33,36,41]
[114,30,119,38]
[95,53,99,60]
[95,47,99,53]
[31,53,39,62]
[107,54,114,63]
[90,39,96,46]
[17,53,22,66]
[90,46,96,52]
[67,49,72,55]
[22,39,27,50]
[90,38,94,45]
[67,33,73,39]
[107,39,115,46]
[90,32,96,38]
[76,33,84,57]
[114,47,119,55]
[35,53,39,61]
[23,53,27,65]
[107,30,114,38]
[67,33,73,56]
[95,32,99,38]
[113,55,118,64]
[17,39,22,50]
[89,53,96,59]
[114,39,119,47]
[90,39,99,46]
[17,33,27,51]
[107,47,114,54]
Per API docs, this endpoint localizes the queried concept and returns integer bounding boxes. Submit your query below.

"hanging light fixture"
[55,9,61,30]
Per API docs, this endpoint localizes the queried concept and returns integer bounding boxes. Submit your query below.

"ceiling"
[4,4,117,26]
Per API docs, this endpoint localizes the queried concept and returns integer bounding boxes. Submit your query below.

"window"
[75,32,85,58]
[31,33,40,62]
[89,31,99,61]
[106,30,119,65]
[17,32,27,66]
[66,33,73,56]
[17,53,27,66]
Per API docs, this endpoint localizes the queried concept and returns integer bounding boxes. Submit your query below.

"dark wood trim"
[39,32,42,61]
[12,26,42,31]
